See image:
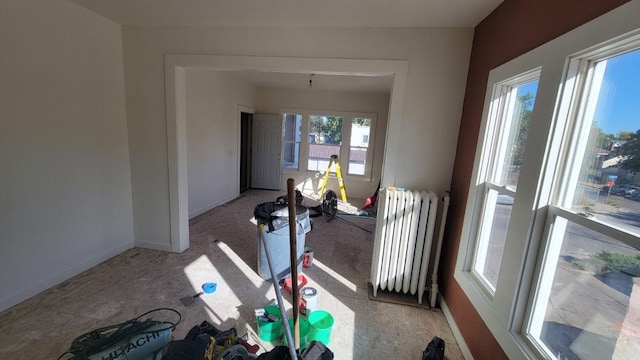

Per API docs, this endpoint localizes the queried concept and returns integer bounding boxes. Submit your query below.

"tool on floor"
[362,180,381,210]
[163,320,259,359]
[318,155,347,202]
[287,179,302,354]
[307,190,337,221]
[180,291,204,306]
[321,190,337,221]
[59,308,180,360]
[276,188,304,205]
[422,336,445,360]
[259,223,297,360]
[218,344,254,360]
[202,282,217,294]
[238,337,260,355]
[300,341,334,360]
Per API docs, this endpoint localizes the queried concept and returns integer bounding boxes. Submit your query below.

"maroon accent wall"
[441,0,630,358]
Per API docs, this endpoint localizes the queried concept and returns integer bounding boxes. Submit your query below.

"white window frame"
[282,113,302,170]
[279,108,377,180]
[346,117,375,176]
[469,70,540,297]
[524,37,640,356]
[454,2,640,359]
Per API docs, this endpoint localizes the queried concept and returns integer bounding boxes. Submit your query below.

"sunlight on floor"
[183,243,268,293]
[302,273,356,356]
[182,254,244,303]
[182,234,359,355]
[312,259,358,293]
[216,242,265,288]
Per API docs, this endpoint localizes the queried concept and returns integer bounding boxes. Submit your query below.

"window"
[308,115,343,171]
[471,75,539,293]
[282,113,302,169]
[280,109,377,178]
[348,118,372,175]
[455,5,640,359]
[525,46,640,360]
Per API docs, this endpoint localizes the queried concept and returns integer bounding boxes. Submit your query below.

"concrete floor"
[0,189,464,359]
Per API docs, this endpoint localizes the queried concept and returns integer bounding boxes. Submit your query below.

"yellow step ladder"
[319,155,347,202]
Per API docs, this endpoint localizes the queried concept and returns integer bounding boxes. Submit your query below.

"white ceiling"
[68,0,502,93]
[69,0,502,28]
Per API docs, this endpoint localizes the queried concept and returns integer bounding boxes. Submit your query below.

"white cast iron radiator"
[370,186,450,306]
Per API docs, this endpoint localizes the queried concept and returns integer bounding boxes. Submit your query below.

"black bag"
[255,341,334,360]
[275,189,304,205]
[422,336,445,360]
[256,346,291,360]
[300,341,334,360]
[162,339,209,360]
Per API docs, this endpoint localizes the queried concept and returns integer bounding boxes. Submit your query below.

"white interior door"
[252,114,282,190]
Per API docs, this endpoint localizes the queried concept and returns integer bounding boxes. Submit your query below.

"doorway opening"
[240,111,253,193]
[165,55,408,252]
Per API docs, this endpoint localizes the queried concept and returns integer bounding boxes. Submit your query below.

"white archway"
[165,55,408,252]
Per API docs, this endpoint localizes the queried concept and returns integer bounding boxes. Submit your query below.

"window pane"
[493,80,538,189]
[309,115,342,145]
[568,49,640,236]
[282,114,302,169]
[349,148,366,175]
[474,189,513,289]
[472,76,538,294]
[349,118,371,175]
[283,114,301,142]
[308,115,343,171]
[283,143,300,169]
[529,218,640,359]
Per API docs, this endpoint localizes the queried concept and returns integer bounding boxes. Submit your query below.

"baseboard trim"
[134,240,174,252]
[439,296,474,360]
[189,194,239,220]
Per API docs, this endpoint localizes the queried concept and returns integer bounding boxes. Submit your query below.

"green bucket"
[257,306,282,342]
[283,317,310,350]
[307,310,334,345]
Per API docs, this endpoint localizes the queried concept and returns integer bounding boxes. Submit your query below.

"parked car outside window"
[601,185,637,197]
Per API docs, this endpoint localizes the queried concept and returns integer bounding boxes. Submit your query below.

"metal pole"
[258,224,298,360]
[287,178,301,352]
[430,192,451,308]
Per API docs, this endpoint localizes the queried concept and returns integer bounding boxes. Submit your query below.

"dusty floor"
[0,189,463,359]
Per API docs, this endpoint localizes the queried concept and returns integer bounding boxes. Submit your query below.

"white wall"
[0,0,133,311]
[123,26,473,250]
[254,87,389,199]
[186,70,255,218]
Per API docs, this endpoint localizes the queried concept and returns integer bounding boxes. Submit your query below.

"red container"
[283,274,307,293]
